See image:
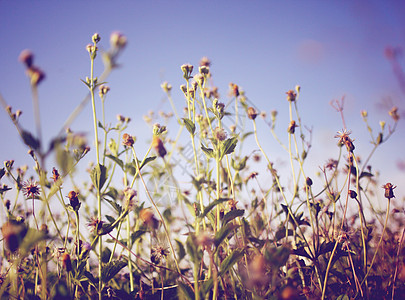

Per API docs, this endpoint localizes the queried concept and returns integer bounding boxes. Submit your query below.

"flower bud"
[160,81,172,93]
[110,32,127,49]
[382,183,396,199]
[286,90,297,102]
[247,107,258,120]
[61,253,72,272]
[98,85,110,97]
[152,136,167,158]
[287,120,298,134]
[67,191,81,211]
[92,33,101,44]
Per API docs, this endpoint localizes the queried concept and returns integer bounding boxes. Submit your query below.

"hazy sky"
[1,0,404,204]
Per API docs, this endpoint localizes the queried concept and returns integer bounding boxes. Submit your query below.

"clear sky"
[1,0,404,204]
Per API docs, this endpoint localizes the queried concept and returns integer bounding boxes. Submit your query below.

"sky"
[1,0,404,208]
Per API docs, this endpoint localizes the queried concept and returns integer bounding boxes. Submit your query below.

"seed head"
[22,179,41,198]
[151,246,169,264]
[382,182,396,199]
[122,133,135,147]
[349,190,357,199]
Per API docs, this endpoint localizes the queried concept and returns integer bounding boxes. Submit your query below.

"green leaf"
[336,295,349,300]
[131,230,146,244]
[201,143,214,159]
[101,260,126,283]
[201,198,229,218]
[214,222,239,247]
[264,244,290,269]
[175,239,186,261]
[98,121,105,130]
[275,227,295,242]
[21,130,40,151]
[220,136,238,159]
[90,164,107,192]
[222,209,244,225]
[177,282,195,300]
[219,249,244,275]
[0,168,5,180]
[83,271,97,288]
[139,156,157,170]
[359,171,373,179]
[182,118,196,135]
[186,234,202,264]
[106,154,124,169]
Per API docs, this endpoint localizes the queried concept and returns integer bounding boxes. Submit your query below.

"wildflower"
[67,191,81,211]
[18,49,34,67]
[199,56,211,67]
[88,217,104,234]
[287,120,298,134]
[98,84,110,97]
[389,106,400,122]
[247,107,258,120]
[214,127,227,141]
[61,253,72,272]
[26,66,45,86]
[151,246,169,264]
[122,133,135,147]
[286,90,297,102]
[86,44,97,55]
[160,81,172,93]
[361,110,368,118]
[152,136,167,158]
[199,65,210,76]
[229,83,239,97]
[110,32,127,49]
[325,159,338,171]
[382,182,396,199]
[22,179,41,198]
[335,129,355,152]
[181,64,193,79]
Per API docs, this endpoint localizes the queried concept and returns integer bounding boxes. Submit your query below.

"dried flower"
[286,90,297,102]
[349,190,357,199]
[51,167,60,183]
[122,133,135,147]
[152,136,167,158]
[287,120,298,134]
[67,191,81,211]
[247,107,258,120]
[382,182,396,199]
[151,246,169,264]
[229,83,239,97]
[335,129,355,152]
[389,106,400,122]
[22,179,41,198]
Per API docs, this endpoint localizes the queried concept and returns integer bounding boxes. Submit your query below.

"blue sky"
[1,0,404,204]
